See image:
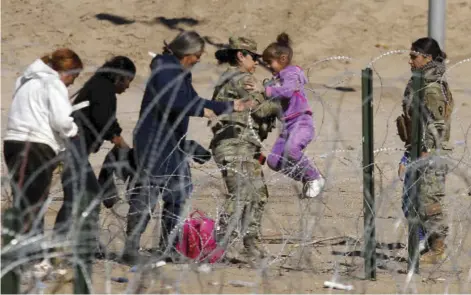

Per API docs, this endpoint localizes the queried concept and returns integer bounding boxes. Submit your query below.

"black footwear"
[103,195,120,209]
[420,238,446,264]
[94,241,108,259]
[157,249,188,264]
[120,251,145,265]
[121,231,143,265]
[120,243,142,265]
[243,236,266,259]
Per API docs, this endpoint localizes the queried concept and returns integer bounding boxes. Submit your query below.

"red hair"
[41,48,83,73]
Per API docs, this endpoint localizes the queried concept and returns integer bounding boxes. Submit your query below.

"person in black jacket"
[70,56,133,152]
[122,31,254,263]
[53,56,136,261]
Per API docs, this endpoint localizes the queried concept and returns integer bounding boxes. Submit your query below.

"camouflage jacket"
[402,61,454,152]
[210,67,281,148]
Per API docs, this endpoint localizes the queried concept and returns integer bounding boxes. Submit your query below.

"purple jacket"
[265,65,312,121]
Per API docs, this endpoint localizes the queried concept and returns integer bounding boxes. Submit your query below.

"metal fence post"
[1,207,21,294]
[428,0,446,50]
[362,67,376,280]
[407,70,425,274]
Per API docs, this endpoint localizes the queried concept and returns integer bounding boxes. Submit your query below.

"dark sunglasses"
[245,51,260,61]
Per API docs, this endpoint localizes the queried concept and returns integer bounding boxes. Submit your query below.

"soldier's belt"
[213,125,243,142]
[223,152,266,165]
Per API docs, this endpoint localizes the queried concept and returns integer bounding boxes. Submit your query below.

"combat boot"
[215,213,235,246]
[420,238,446,264]
[242,235,266,261]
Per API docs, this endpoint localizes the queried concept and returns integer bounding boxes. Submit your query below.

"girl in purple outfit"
[248,33,325,198]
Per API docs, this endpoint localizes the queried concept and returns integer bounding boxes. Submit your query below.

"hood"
[22,59,59,80]
[422,60,446,83]
[14,59,60,92]
[149,53,193,82]
[149,53,181,71]
[402,61,448,113]
[280,65,308,85]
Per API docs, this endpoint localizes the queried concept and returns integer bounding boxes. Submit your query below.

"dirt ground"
[1,0,471,293]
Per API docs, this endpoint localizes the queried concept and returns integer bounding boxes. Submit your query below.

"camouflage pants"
[407,151,449,242]
[212,142,268,244]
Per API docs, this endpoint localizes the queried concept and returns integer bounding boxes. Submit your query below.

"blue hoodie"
[133,54,233,180]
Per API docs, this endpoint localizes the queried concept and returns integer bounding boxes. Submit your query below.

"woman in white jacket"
[3,48,83,235]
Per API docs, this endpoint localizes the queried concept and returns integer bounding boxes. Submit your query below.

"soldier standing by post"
[210,37,280,263]
[396,37,453,264]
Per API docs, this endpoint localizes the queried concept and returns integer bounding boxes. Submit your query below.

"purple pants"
[267,114,321,182]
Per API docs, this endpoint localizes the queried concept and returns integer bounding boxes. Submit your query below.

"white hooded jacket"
[4,59,78,154]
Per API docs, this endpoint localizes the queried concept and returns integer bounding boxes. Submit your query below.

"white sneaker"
[303,177,325,198]
[419,239,427,252]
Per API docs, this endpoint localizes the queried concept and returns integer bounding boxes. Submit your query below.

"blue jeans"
[402,169,425,241]
[123,159,193,258]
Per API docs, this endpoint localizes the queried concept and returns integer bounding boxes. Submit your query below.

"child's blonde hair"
[262,33,293,64]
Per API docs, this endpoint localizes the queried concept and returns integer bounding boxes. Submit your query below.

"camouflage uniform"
[399,61,454,263]
[210,37,280,258]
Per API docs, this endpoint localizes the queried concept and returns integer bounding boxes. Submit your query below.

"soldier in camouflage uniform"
[396,37,453,264]
[210,37,280,261]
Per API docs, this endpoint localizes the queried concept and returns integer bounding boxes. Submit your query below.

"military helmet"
[227,36,261,58]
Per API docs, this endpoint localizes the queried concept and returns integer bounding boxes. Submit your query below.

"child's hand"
[263,78,276,87]
[244,81,264,93]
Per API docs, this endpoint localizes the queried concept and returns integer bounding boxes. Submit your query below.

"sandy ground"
[1,0,471,293]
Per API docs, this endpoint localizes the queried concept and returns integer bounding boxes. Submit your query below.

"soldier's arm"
[237,75,280,118]
[252,100,281,119]
[423,85,448,150]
